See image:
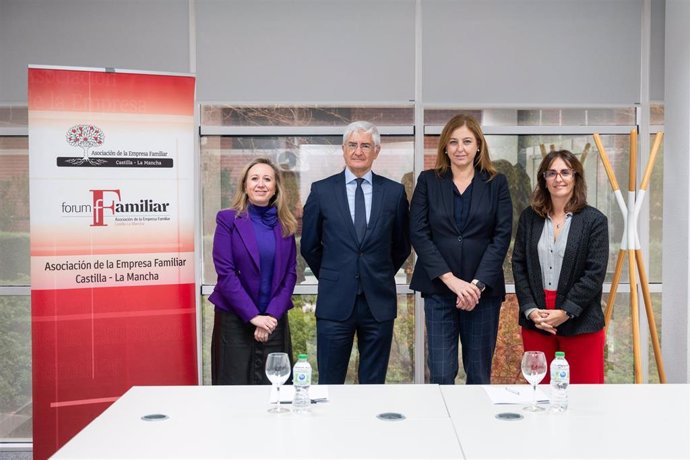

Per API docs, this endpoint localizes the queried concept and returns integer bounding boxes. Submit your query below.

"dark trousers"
[424,294,501,384]
[316,293,394,384]
[211,308,292,385]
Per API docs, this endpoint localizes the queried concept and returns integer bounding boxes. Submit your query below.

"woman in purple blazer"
[209,158,298,385]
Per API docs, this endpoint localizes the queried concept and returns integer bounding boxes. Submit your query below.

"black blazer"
[300,171,410,322]
[409,169,512,299]
[512,205,609,336]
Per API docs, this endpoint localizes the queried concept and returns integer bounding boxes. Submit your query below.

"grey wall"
[662,0,690,383]
[650,0,666,102]
[0,0,190,104]
[1,0,659,107]
[423,0,643,105]
[195,0,416,103]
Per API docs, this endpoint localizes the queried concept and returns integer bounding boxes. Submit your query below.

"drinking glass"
[265,352,291,414]
[521,351,547,412]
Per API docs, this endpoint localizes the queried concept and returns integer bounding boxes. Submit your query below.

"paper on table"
[269,384,329,403]
[484,385,550,405]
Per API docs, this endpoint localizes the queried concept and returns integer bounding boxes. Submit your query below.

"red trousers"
[521,290,605,384]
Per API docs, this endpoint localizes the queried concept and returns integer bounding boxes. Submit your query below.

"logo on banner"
[56,124,174,169]
[91,189,120,226]
[61,189,171,227]
[90,189,170,227]
[65,124,107,166]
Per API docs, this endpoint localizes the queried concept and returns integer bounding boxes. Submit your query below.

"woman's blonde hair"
[232,158,297,236]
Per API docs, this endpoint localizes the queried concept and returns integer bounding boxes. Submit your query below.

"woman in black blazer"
[512,150,608,384]
[410,114,512,384]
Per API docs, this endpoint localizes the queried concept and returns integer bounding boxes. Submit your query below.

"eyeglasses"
[346,142,374,153]
[543,169,575,180]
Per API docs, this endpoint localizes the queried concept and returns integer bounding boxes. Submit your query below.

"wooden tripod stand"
[540,142,592,163]
[593,130,665,383]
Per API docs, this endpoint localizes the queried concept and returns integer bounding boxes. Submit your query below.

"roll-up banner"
[28,66,197,460]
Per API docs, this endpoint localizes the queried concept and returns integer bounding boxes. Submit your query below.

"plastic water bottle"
[550,351,569,412]
[292,353,312,413]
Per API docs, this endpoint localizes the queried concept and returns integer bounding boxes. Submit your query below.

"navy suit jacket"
[409,169,512,299]
[300,170,411,322]
[512,205,608,336]
[208,209,297,322]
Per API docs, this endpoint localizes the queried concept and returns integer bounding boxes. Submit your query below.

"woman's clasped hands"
[250,315,278,343]
[528,309,569,335]
[441,273,482,311]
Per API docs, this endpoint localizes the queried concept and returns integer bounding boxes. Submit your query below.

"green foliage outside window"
[0,296,32,438]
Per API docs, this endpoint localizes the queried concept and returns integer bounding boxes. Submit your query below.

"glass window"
[0,106,31,445]
[0,137,29,285]
[515,108,636,127]
[604,292,664,384]
[648,103,664,282]
[647,292,663,384]
[425,108,636,127]
[202,105,414,127]
[0,106,28,128]
[0,295,32,441]
[650,103,664,126]
[648,138,663,282]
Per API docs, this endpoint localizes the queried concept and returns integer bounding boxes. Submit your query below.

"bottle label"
[551,368,569,384]
[294,370,311,386]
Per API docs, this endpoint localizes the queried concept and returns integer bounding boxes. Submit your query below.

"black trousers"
[316,293,394,384]
[211,308,292,385]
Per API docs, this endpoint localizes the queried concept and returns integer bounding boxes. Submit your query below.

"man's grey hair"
[342,121,381,146]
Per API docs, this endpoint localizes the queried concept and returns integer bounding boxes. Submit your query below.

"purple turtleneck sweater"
[248,204,277,312]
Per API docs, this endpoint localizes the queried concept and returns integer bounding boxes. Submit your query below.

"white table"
[51,383,690,459]
[51,384,463,459]
[442,384,690,459]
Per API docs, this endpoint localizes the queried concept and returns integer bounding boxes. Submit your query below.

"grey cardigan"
[512,205,609,336]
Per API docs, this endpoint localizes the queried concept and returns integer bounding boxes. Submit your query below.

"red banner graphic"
[29,66,197,460]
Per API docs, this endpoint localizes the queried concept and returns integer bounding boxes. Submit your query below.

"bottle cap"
[555,351,565,358]
[298,353,308,360]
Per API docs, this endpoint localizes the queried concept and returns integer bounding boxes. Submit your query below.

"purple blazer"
[208,208,297,322]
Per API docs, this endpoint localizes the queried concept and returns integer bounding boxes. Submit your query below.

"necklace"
[551,214,566,229]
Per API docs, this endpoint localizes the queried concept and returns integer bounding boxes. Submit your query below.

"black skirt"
[211,308,293,385]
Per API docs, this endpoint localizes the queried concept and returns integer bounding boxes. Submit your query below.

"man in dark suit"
[301,121,411,384]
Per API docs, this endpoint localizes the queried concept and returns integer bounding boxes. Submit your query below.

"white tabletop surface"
[51,384,463,460]
[51,383,690,460]
[442,384,690,459]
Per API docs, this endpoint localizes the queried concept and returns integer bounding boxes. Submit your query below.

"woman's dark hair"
[531,150,587,217]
